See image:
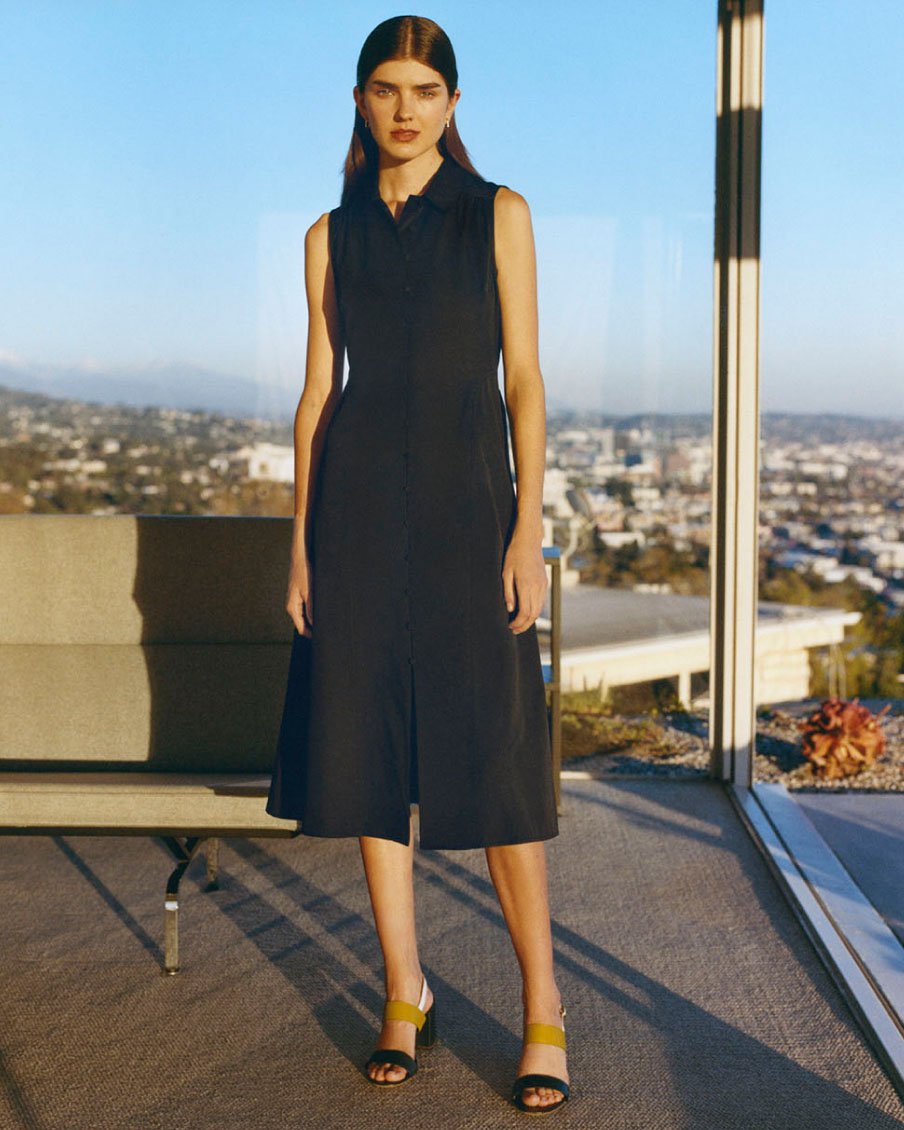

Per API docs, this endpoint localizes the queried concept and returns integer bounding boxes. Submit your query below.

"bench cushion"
[0,515,298,771]
[0,644,289,768]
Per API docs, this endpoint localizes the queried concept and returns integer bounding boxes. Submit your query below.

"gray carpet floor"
[1,777,902,1129]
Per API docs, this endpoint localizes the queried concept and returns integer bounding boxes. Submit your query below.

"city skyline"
[1,1,901,415]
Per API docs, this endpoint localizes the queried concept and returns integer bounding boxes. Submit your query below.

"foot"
[516,994,569,1111]
[367,973,434,1084]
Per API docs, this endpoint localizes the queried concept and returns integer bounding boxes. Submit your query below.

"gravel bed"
[561,698,904,791]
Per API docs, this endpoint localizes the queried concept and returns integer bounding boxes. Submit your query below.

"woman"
[266,14,569,1115]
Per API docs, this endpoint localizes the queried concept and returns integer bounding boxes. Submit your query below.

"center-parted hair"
[340,14,480,205]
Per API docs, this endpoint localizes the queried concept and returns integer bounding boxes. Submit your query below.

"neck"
[376,147,444,204]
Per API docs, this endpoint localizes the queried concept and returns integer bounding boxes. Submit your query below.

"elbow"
[504,366,546,407]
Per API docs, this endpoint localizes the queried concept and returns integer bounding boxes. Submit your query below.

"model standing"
[266,15,569,1114]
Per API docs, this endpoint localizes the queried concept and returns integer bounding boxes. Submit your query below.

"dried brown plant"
[798,697,890,780]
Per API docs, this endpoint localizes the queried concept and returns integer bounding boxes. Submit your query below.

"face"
[354,57,460,162]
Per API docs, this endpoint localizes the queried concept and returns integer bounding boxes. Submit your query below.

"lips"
[391,130,419,141]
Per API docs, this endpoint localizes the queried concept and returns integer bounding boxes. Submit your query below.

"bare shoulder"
[494,184,532,225]
[493,186,534,251]
[305,210,332,250]
[493,186,535,275]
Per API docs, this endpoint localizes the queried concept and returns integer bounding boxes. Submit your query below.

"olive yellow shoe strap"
[524,1022,566,1049]
[383,1000,426,1029]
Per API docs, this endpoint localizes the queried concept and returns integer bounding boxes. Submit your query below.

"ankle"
[385,968,427,1001]
[521,983,563,1018]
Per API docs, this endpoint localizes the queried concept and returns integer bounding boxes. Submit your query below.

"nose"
[394,94,415,121]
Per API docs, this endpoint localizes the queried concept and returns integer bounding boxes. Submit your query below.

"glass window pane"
[758,1,904,788]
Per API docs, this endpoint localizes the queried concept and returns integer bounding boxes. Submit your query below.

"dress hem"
[264,809,560,851]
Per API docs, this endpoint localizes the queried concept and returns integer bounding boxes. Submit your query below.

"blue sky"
[0,1,901,417]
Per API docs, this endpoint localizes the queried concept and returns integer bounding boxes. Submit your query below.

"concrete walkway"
[2,778,903,1129]
[793,792,904,947]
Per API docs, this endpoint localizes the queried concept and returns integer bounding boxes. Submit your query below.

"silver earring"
[445,119,450,129]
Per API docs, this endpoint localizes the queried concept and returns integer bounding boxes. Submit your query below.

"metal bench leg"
[160,836,207,975]
[205,837,220,887]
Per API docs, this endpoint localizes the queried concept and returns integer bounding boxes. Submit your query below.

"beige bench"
[0,514,561,974]
[0,515,301,973]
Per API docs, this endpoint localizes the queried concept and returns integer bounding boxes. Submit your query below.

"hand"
[286,555,313,636]
[502,532,548,634]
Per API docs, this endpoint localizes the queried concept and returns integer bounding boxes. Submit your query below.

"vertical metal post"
[161,835,206,974]
[205,837,220,886]
[710,0,765,785]
[550,548,562,811]
[543,546,563,812]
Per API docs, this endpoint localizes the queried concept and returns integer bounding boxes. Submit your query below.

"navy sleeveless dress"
[265,154,558,850]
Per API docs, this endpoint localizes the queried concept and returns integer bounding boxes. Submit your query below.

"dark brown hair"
[340,15,480,206]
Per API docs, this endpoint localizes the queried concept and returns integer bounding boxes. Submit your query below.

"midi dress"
[265,153,558,850]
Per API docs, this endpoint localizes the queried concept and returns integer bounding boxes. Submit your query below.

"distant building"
[239,442,294,483]
[597,530,646,549]
[865,539,904,571]
[543,467,574,517]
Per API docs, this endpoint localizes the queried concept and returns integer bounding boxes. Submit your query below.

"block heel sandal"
[364,973,436,1086]
[511,1003,570,1115]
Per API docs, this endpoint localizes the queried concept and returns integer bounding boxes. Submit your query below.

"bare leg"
[485,840,568,1110]
[359,815,434,1083]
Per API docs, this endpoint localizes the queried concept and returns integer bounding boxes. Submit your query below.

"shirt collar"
[368,154,462,213]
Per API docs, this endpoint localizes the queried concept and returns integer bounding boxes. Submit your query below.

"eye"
[420,90,437,98]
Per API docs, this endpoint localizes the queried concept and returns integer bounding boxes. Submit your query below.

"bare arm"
[285,211,345,634]
[494,185,548,632]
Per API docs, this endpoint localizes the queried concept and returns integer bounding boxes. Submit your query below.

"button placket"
[399,226,415,668]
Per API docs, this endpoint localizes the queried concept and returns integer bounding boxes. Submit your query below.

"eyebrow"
[370,80,443,90]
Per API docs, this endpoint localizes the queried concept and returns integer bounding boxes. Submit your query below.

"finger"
[510,607,533,632]
[304,589,313,625]
[502,567,516,614]
[510,587,541,633]
[286,594,305,636]
[507,574,526,629]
